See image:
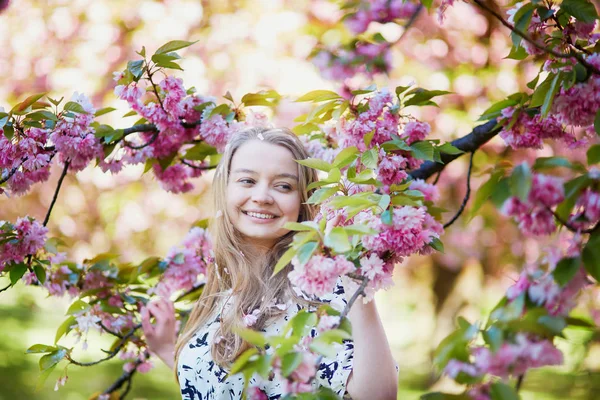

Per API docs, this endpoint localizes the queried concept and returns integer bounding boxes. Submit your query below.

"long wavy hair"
[174,127,319,371]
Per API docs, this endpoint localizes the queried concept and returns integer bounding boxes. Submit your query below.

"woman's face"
[226,140,302,249]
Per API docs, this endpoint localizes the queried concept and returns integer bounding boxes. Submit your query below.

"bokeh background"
[1,0,599,399]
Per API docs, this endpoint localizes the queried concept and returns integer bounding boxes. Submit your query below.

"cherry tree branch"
[102,351,149,398]
[409,119,500,180]
[471,0,600,75]
[66,324,142,367]
[443,151,475,229]
[43,161,69,226]
[547,206,600,234]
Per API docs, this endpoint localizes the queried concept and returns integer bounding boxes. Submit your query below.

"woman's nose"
[251,184,274,204]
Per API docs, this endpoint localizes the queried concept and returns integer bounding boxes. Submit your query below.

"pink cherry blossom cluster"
[0,216,48,271]
[409,179,440,202]
[0,126,52,196]
[343,0,419,34]
[356,206,444,257]
[507,266,589,317]
[280,352,319,394]
[498,107,572,149]
[121,346,153,374]
[568,188,600,230]
[152,227,213,297]
[552,54,600,128]
[445,333,563,381]
[311,41,392,81]
[50,93,104,172]
[288,255,355,297]
[503,172,565,236]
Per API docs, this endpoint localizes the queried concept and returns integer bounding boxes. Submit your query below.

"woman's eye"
[278,184,293,191]
[239,179,254,184]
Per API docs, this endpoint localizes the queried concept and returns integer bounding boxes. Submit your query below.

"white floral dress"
[177,281,354,400]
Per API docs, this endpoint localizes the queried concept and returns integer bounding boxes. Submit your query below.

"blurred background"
[1,0,599,398]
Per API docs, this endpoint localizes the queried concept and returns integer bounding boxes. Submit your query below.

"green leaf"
[33,264,46,284]
[155,40,198,55]
[66,300,91,315]
[297,241,319,265]
[410,141,435,161]
[582,234,600,281]
[324,227,352,253]
[296,90,341,103]
[39,348,67,371]
[127,60,145,80]
[429,237,444,253]
[307,186,339,204]
[478,98,520,121]
[594,109,600,136]
[541,73,563,117]
[229,348,259,375]
[469,171,503,220]
[490,381,520,400]
[27,344,57,354]
[332,146,359,168]
[183,142,218,161]
[531,74,554,108]
[482,326,503,352]
[403,89,450,108]
[361,148,378,169]
[553,257,581,286]
[281,352,303,377]
[587,144,600,164]
[241,90,281,107]
[63,101,88,114]
[561,0,599,23]
[510,163,532,201]
[9,263,27,285]
[437,143,464,155]
[233,327,267,348]
[12,93,46,113]
[533,156,585,172]
[292,122,320,136]
[296,157,332,172]
[511,3,536,47]
[95,107,116,117]
[54,316,76,344]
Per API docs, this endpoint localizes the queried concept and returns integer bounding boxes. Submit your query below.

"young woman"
[142,127,398,399]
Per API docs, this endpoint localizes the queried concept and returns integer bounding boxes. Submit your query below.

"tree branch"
[471,0,600,75]
[409,119,500,180]
[102,352,149,398]
[547,206,600,234]
[66,324,141,367]
[43,161,69,226]
[443,151,475,229]
[180,159,218,170]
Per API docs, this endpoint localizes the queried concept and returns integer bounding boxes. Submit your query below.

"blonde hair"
[174,127,319,371]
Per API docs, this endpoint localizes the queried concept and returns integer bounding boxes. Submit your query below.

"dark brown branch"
[180,160,218,170]
[547,206,600,234]
[123,132,159,149]
[409,119,500,180]
[0,164,20,185]
[122,124,159,138]
[471,0,600,75]
[443,151,475,229]
[102,352,149,397]
[339,275,369,320]
[66,324,141,367]
[516,373,525,392]
[0,284,11,293]
[391,4,423,44]
[98,321,124,339]
[43,161,69,226]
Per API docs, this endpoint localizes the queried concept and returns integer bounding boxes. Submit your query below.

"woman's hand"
[141,297,176,369]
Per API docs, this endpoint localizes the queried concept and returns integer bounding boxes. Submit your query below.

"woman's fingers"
[141,306,154,335]
[325,214,343,235]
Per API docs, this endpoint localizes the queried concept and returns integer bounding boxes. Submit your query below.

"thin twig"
[391,4,423,44]
[0,164,20,185]
[43,161,69,226]
[0,284,11,293]
[98,321,124,339]
[471,0,600,75]
[547,206,600,234]
[102,352,148,397]
[443,151,475,229]
[180,160,218,170]
[123,132,159,149]
[66,324,141,367]
[516,373,525,392]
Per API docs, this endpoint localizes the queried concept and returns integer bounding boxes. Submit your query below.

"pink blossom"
[359,253,385,280]
[401,121,430,145]
[0,217,48,271]
[243,309,260,327]
[289,255,355,297]
[153,227,212,297]
[376,154,408,186]
[316,315,340,332]
[498,107,570,149]
[444,359,480,379]
[199,114,233,152]
[473,334,563,378]
[409,179,440,202]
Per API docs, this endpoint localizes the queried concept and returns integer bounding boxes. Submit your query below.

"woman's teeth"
[244,211,277,219]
